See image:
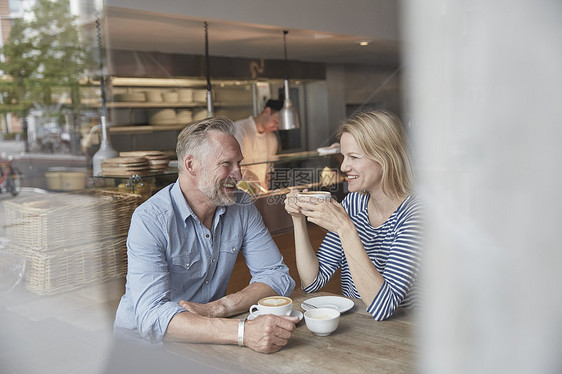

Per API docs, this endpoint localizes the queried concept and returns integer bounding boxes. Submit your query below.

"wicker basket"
[7,236,128,295]
[2,190,141,252]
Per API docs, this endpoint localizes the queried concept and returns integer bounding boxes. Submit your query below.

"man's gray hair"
[176,116,237,172]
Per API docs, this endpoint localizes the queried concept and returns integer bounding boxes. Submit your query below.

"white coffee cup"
[304,308,340,336]
[296,191,331,211]
[297,191,331,203]
[249,296,292,317]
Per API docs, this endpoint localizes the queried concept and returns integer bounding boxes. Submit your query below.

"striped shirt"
[303,193,422,320]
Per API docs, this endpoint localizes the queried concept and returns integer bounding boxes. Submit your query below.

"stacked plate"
[192,89,208,103]
[162,91,178,102]
[145,90,163,102]
[145,153,170,172]
[178,89,193,103]
[176,109,193,124]
[120,151,171,172]
[148,108,177,125]
[192,108,209,122]
[101,157,150,177]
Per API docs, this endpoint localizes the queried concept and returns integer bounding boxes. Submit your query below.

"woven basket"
[6,236,128,295]
[2,190,141,252]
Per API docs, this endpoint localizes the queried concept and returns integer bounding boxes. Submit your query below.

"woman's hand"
[284,188,305,218]
[297,197,353,235]
[285,188,320,287]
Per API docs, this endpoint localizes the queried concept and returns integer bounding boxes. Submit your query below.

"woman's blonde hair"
[337,110,413,200]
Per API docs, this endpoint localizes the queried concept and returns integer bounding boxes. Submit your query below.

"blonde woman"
[285,110,422,320]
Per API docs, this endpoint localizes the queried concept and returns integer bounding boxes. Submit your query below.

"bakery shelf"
[104,101,247,109]
[108,124,187,134]
[85,102,204,109]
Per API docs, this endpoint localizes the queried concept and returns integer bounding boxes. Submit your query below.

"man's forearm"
[218,282,277,317]
[164,282,276,344]
[164,311,238,344]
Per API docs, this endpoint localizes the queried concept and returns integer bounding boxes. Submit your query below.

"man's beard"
[199,175,236,206]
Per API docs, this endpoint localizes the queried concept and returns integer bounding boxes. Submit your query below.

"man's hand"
[244,314,299,353]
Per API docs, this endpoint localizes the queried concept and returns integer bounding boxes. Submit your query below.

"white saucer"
[301,296,355,313]
[247,309,303,322]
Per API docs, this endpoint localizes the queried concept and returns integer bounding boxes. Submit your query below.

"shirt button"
[205,280,209,285]
[212,258,216,263]
[205,234,210,238]
[185,262,190,267]
[231,247,236,252]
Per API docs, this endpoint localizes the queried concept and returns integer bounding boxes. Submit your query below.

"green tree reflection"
[0,0,91,152]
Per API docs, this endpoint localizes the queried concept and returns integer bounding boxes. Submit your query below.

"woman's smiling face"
[339,132,383,194]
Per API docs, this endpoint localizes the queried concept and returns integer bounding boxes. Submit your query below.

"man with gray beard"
[114,117,297,353]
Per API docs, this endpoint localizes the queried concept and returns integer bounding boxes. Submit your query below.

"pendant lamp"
[92,14,117,176]
[278,30,300,130]
[204,22,214,117]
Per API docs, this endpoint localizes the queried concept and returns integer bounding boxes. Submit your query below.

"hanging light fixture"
[279,30,300,130]
[92,13,118,176]
[204,21,214,117]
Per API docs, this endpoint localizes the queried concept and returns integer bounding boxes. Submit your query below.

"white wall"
[404,0,562,372]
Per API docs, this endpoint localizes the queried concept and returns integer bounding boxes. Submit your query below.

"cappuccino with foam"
[249,296,292,317]
[260,296,291,307]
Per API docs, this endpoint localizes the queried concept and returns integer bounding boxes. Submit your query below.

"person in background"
[234,99,283,189]
[114,117,297,353]
[284,110,422,320]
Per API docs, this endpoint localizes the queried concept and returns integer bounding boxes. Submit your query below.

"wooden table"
[164,290,416,373]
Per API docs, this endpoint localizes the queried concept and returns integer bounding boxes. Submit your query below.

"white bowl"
[148,108,177,121]
[176,109,193,123]
[45,171,62,190]
[60,171,87,191]
[178,89,193,102]
[192,89,208,103]
[145,90,163,102]
[304,308,340,336]
[192,108,209,122]
[162,91,178,102]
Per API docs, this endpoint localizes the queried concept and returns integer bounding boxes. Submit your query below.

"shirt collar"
[170,180,228,227]
[170,181,193,223]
